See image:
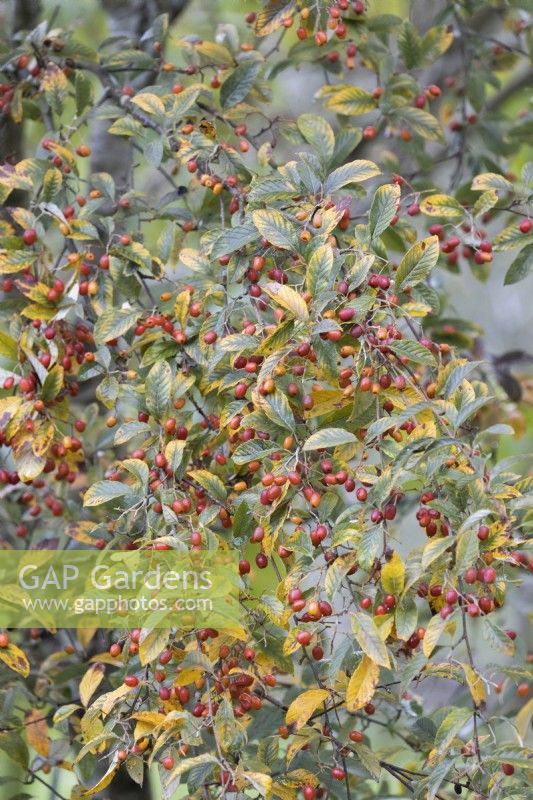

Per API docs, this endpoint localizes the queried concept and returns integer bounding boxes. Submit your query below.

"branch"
[485,65,533,112]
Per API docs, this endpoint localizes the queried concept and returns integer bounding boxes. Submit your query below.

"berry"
[331,767,345,781]
[22,229,37,245]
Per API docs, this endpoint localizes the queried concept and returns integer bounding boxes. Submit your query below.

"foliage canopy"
[0,1,532,799]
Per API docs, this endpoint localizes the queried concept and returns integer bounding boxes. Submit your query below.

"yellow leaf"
[130,92,165,116]
[381,552,405,595]
[0,396,22,429]
[65,522,96,547]
[245,771,273,798]
[174,667,204,686]
[131,711,167,727]
[79,664,105,707]
[174,288,191,329]
[422,613,456,658]
[461,663,486,707]
[133,711,166,740]
[516,696,533,740]
[286,726,319,765]
[139,628,169,666]
[285,688,329,730]
[346,656,380,712]
[419,194,464,218]
[25,709,49,757]
[283,628,303,657]
[93,684,131,716]
[271,784,296,800]
[0,642,30,677]
[74,763,119,797]
[263,282,309,321]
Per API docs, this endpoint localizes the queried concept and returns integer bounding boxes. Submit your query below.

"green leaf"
[395,596,418,640]
[259,389,295,431]
[232,439,281,464]
[455,528,480,573]
[114,421,151,444]
[421,537,451,570]
[398,21,423,68]
[41,365,64,402]
[472,189,498,218]
[0,330,18,360]
[220,58,262,109]
[393,107,445,142]
[164,439,186,471]
[306,244,334,298]
[93,308,140,344]
[96,375,119,409]
[42,64,68,115]
[439,360,482,397]
[351,611,390,667]
[75,71,93,115]
[324,159,380,193]
[395,236,440,291]
[214,697,241,751]
[368,184,401,239]
[297,114,335,164]
[0,731,29,769]
[419,194,464,218]
[188,469,227,503]
[171,84,202,116]
[434,708,471,755]
[83,480,132,507]
[254,0,296,36]
[122,458,149,488]
[42,168,62,201]
[483,618,515,656]
[252,210,296,250]
[303,428,357,451]
[471,172,513,193]
[318,85,377,116]
[504,243,533,285]
[389,339,436,365]
[211,221,258,259]
[0,249,38,274]
[145,361,172,420]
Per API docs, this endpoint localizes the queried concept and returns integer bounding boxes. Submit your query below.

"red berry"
[519,219,531,234]
[22,228,37,246]
[296,630,311,646]
[331,767,345,781]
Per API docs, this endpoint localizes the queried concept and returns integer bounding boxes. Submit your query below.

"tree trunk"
[90,0,190,191]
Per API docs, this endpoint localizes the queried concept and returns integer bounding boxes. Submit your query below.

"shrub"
[0,1,531,798]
